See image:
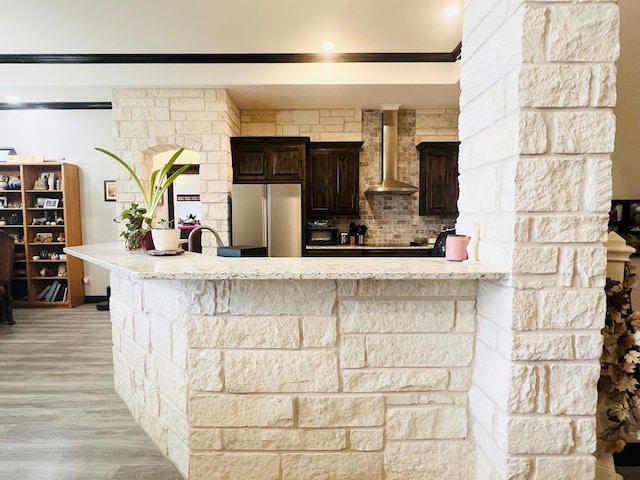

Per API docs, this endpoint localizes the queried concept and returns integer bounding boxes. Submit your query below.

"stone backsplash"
[332,109,458,246]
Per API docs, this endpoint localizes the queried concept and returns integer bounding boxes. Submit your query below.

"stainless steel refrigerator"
[231,183,302,257]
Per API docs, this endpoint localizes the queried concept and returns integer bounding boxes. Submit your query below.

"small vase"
[141,231,155,251]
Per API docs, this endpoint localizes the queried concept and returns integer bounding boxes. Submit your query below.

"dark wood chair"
[0,230,15,325]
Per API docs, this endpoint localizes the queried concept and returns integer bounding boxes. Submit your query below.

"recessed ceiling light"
[321,41,335,52]
[443,5,460,17]
[5,94,20,104]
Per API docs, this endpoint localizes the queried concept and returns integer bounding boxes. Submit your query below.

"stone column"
[111,88,239,246]
[457,1,618,478]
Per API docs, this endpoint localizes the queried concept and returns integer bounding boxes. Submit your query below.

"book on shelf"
[54,283,66,302]
[36,284,51,300]
[61,286,68,303]
[44,280,59,302]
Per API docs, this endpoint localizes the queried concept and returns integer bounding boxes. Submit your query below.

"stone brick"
[136,402,168,455]
[387,394,419,405]
[509,365,538,414]
[298,396,385,427]
[575,332,604,360]
[281,453,383,480]
[584,157,613,214]
[534,456,595,480]
[224,428,346,451]
[386,405,467,439]
[576,246,608,288]
[515,158,584,212]
[512,290,538,331]
[519,112,547,154]
[512,247,559,274]
[341,335,365,368]
[342,368,449,393]
[356,279,476,297]
[170,98,205,111]
[350,429,384,451]
[512,333,573,361]
[337,279,357,296]
[146,352,188,411]
[456,301,476,332]
[540,290,605,329]
[167,432,188,478]
[548,4,620,62]
[520,65,590,108]
[119,332,147,369]
[366,334,474,367]
[340,300,454,333]
[159,397,189,444]
[188,349,223,392]
[190,395,293,427]
[190,453,279,480]
[548,364,599,415]
[449,368,472,392]
[552,111,616,154]
[302,316,336,347]
[508,417,574,454]
[188,315,300,348]
[534,215,608,243]
[229,280,336,315]
[190,428,222,450]
[575,417,597,454]
[276,110,320,124]
[225,350,338,393]
[149,311,171,358]
[522,6,548,63]
[384,441,475,480]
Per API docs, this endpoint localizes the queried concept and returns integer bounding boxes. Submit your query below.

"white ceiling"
[0,0,463,109]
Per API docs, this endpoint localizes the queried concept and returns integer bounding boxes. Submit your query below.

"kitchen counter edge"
[65,242,507,281]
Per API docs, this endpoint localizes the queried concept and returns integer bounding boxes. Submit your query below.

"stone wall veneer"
[111,88,238,247]
[458,1,617,479]
[109,274,479,479]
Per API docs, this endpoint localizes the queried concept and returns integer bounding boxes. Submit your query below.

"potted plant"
[114,203,152,250]
[95,147,191,249]
[151,218,181,251]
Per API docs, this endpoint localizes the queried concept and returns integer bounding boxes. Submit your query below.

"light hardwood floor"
[0,305,183,480]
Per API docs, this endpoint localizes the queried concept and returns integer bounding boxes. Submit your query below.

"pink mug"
[445,235,469,261]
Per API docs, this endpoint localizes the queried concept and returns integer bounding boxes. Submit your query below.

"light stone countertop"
[65,242,507,280]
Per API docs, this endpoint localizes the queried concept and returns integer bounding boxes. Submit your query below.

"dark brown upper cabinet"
[307,142,363,217]
[231,137,308,183]
[417,141,460,215]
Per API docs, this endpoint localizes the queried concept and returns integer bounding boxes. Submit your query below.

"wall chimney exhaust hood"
[366,104,418,195]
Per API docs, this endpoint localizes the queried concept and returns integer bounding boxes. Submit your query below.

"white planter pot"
[151,228,181,251]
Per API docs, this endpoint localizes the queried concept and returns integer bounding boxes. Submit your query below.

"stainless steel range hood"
[366,105,418,195]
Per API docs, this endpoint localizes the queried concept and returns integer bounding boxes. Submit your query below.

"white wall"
[0,109,117,296]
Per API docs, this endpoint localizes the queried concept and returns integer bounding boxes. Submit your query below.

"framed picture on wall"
[104,180,116,202]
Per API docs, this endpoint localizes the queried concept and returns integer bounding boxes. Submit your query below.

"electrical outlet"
[82,276,91,284]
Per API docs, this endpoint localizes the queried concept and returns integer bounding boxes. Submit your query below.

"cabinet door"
[233,148,268,183]
[418,142,459,215]
[270,144,305,181]
[307,151,334,215]
[334,151,359,215]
